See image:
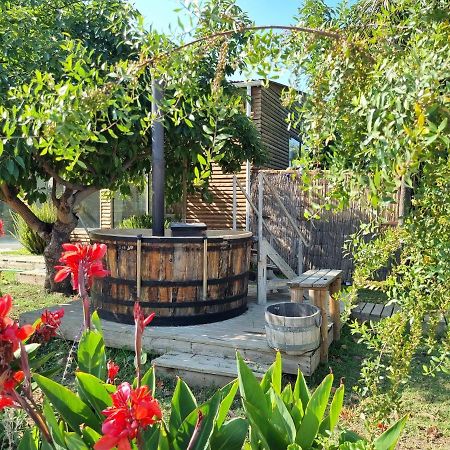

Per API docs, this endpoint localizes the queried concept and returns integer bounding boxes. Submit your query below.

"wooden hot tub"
[89,229,252,325]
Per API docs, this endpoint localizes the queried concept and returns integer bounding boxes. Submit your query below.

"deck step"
[0,255,46,271]
[16,269,46,286]
[152,352,270,387]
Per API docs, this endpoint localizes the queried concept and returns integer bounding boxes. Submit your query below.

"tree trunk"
[43,218,78,294]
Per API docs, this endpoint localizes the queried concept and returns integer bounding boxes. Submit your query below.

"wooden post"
[136,234,142,301]
[202,238,208,300]
[181,159,187,222]
[297,239,303,276]
[329,277,342,341]
[290,287,304,303]
[310,289,329,363]
[232,175,237,230]
[257,172,266,304]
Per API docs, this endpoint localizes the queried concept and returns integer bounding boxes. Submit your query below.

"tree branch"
[0,184,51,238]
[51,178,60,209]
[39,159,90,191]
[73,186,99,205]
[140,24,341,68]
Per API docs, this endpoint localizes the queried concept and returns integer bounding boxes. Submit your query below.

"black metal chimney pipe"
[151,78,165,236]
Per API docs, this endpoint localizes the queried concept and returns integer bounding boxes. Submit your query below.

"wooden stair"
[152,352,269,387]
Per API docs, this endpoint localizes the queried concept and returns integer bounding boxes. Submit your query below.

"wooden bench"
[288,269,343,363]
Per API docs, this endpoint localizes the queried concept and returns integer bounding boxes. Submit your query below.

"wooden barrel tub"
[89,229,252,326]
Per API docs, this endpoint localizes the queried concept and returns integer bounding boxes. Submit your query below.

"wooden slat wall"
[260,83,293,170]
[186,164,247,229]
[100,190,113,228]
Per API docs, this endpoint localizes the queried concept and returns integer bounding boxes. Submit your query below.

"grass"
[1,277,449,449]
[0,272,68,319]
[0,248,32,256]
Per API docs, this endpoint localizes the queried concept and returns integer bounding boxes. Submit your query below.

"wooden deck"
[20,289,334,381]
[351,301,400,322]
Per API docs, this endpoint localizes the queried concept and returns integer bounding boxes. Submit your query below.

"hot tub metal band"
[136,234,142,301]
[99,271,249,288]
[203,237,208,300]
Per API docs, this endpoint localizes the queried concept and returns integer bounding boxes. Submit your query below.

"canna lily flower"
[54,243,109,292]
[94,382,161,450]
[0,219,4,237]
[133,303,155,386]
[0,369,24,410]
[0,295,34,357]
[133,303,155,335]
[35,308,65,342]
[106,360,120,384]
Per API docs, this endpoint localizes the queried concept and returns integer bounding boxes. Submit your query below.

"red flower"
[35,308,65,342]
[0,295,34,358]
[0,369,24,410]
[0,220,4,237]
[54,243,108,292]
[133,303,155,335]
[107,360,120,384]
[94,382,161,450]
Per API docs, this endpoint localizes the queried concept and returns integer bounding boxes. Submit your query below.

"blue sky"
[132,0,343,34]
[131,0,344,86]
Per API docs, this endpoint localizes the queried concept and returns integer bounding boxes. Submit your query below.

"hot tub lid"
[170,222,207,237]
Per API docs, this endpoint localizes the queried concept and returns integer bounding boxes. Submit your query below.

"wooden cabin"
[82,79,301,235]
[185,80,301,230]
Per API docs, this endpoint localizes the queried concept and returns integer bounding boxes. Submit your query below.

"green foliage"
[282,0,450,424]
[12,306,406,449]
[118,214,171,230]
[10,202,56,254]
[236,351,406,450]
[0,0,266,241]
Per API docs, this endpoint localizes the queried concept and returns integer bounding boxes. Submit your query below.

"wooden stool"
[288,269,343,363]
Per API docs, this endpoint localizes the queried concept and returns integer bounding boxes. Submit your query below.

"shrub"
[10,202,56,254]
[1,241,406,450]
[118,214,171,229]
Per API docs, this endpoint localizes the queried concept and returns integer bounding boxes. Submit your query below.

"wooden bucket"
[265,302,321,354]
[89,229,252,326]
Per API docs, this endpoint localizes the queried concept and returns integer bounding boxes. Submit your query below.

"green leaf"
[82,427,102,448]
[141,365,156,394]
[216,380,239,428]
[34,373,100,433]
[291,399,304,426]
[210,418,249,450]
[260,351,282,394]
[270,389,296,443]
[65,432,89,449]
[141,426,160,450]
[374,416,407,450]
[243,399,288,450]
[91,311,103,334]
[197,154,207,165]
[43,399,66,447]
[287,445,302,450]
[158,423,171,450]
[17,429,38,450]
[282,383,294,407]
[293,369,311,412]
[169,378,197,435]
[237,352,268,416]
[174,392,221,450]
[77,330,106,379]
[296,373,333,449]
[76,372,112,416]
[319,384,344,436]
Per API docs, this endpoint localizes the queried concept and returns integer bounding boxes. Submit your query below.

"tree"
[284,0,450,422]
[0,0,265,291]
